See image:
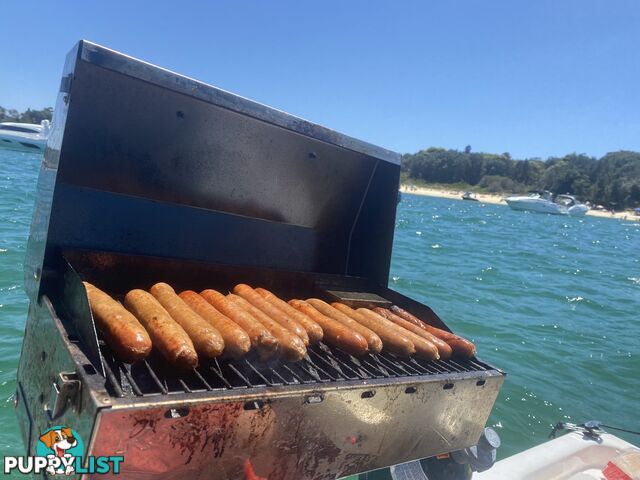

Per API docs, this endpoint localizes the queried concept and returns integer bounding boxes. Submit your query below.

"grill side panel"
[16,296,107,457]
[89,375,503,480]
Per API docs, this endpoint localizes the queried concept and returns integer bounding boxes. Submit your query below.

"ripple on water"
[392,193,640,456]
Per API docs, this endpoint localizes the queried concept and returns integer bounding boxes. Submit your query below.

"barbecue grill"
[16,41,504,479]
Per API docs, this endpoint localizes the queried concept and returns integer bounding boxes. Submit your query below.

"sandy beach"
[400,185,640,221]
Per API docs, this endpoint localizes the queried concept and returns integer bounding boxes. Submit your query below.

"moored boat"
[462,191,479,201]
[0,120,50,152]
[505,191,589,216]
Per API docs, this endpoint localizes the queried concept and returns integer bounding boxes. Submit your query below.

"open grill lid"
[25,40,401,301]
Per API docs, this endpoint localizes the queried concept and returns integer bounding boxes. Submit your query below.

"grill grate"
[100,340,495,398]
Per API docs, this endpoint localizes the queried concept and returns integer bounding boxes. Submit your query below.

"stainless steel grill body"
[17,41,504,479]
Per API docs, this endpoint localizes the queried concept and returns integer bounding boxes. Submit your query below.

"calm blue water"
[0,149,638,461]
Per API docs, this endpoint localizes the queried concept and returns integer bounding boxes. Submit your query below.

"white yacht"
[0,120,50,153]
[505,191,589,216]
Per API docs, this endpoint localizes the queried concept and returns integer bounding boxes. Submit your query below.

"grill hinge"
[46,372,81,421]
[59,74,73,94]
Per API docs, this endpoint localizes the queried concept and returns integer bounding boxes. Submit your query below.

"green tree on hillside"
[0,106,53,123]
[402,147,640,209]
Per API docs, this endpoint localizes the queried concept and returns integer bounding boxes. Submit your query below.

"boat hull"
[476,432,637,480]
[506,197,589,216]
[0,133,46,152]
[506,198,567,215]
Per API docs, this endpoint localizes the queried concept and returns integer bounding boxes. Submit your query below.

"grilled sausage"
[331,303,415,357]
[373,307,452,360]
[390,305,476,358]
[124,289,198,368]
[200,289,278,359]
[150,283,225,359]
[83,282,152,363]
[255,288,324,344]
[288,300,369,356]
[358,308,438,360]
[233,284,309,346]
[179,291,251,358]
[306,298,383,354]
[227,294,306,362]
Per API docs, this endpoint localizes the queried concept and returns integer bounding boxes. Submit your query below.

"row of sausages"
[84,281,476,368]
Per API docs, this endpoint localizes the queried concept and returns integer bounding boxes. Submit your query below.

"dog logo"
[4,425,123,475]
[36,426,84,476]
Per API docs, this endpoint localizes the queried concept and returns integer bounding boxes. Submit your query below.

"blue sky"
[1,0,639,158]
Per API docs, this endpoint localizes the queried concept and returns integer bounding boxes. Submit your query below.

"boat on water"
[371,421,639,480]
[475,422,639,480]
[462,191,479,201]
[0,120,50,152]
[505,191,589,216]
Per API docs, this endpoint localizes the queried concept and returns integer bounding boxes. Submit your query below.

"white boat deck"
[475,432,637,480]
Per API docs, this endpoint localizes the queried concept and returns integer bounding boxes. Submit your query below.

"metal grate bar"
[208,361,233,388]
[227,364,252,387]
[178,379,192,393]
[378,353,420,376]
[291,361,326,383]
[269,367,291,385]
[120,364,143,396]
[445,360,467,373]
[306,350,343,380]
[316,348,362,380]
[192,368,214,391]
[243,359,275,386]
[142,360,168,395]
[281,364,304,384]
[358,355,391,378]
[349,355,384,378]
[102,359,125,397]
[367,355,404,377]
[301,355,335,382]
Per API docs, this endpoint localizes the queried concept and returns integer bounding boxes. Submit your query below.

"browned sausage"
[200,289,278,359]
[390,305,476,358]
[331,303,415,357]
[357,308,438,360]
[255,288,324,343]
[84,282,152,363]
[306,299,383,354]
[233,284,309,346]
[124,289,198,368]
[373,307,452,359]
[288,300,369,356]
[150,283,225,359]
[179,290,251,358]
[227,294,306,362]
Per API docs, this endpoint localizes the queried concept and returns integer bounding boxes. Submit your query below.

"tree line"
[402,147,640,210]
[0,106,53,125]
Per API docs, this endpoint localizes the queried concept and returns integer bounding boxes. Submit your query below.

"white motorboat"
[379,421,639,480]
[476,426,639,480]
[0,120,50,153]
[505,191,589,216]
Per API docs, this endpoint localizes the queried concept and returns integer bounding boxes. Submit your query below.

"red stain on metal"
[244,459,268,480]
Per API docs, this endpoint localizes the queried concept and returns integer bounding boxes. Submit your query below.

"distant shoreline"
[399,184,640,222]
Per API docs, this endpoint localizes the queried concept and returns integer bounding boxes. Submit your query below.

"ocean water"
[0,149,638,462]
[392,193,640,457]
